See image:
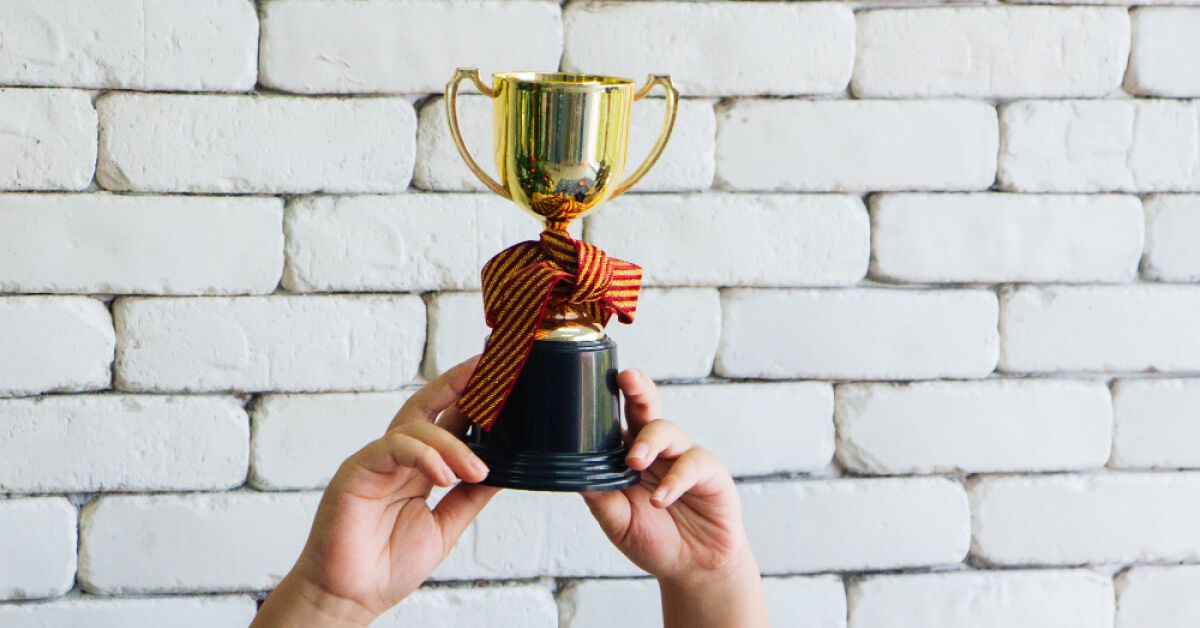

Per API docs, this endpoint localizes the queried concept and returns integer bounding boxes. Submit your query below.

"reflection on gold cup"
[445,69,678,227]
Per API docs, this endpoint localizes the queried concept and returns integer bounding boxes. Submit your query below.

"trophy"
[444,69,678,491]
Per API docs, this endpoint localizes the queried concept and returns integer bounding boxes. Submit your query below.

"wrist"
[254,571,377,628]
[657,542,759,592]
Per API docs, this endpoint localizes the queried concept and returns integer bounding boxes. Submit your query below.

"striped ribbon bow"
[456,226,643,430]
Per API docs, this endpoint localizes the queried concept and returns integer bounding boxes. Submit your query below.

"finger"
[400,422,489,484]
[432,483,500,555]
[625,419,692,471]
[617,369,662,434]
[436,406,473,439]
[389,355,481,431]
[580,490,632,546]
[650,448,725,509]
[352,431,455,488]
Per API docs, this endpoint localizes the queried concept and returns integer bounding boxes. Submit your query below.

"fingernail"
[652,486,669,504]
[470,456,489,477]
[628,443,648,461]
[439,464,455,485]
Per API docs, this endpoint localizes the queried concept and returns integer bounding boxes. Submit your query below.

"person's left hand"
[252,357,499,628]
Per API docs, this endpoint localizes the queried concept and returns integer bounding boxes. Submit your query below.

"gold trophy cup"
[445,69,678,491]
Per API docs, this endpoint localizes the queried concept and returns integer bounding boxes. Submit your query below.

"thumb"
[432,483,500,555]
[581,490,632,546]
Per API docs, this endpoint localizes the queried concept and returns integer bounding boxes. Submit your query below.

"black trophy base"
[466,336,639,493]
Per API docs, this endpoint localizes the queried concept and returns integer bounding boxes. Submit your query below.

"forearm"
[252,572,376,628]
[658,546,770,628]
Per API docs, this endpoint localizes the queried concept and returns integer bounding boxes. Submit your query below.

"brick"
[1001,286,1200,373]
[560,576,846,628]
[416,95,715,193]
[114,296,425,393]
[870,193,1143,284]
[0,595,256,628]
[0,89,96,191]
[999,100,1200,193]
[373,584,557,627]
[0,297,114,397]
[588,194,869,287]
[0,0,256,91]
[79,492,319,593]
[563,2,854,96]
[283,194,544,292]
[1116,565,1200,628]
[1112,379,1200,469]
[0,498,76,601]
[718,289,998,380]
[1127,9,1200,97]
[431,489,639,580]
[260,0,562,94]
[837,380,1112,475]
[0,193,283,295]
[423,292,488,379]
[0,395,248,493]
[606,288,721,380]
[659,383,835,476]
[971,473,1200,566]
[1143,195,1200,281]
[717,100,997,192]
[849,570,1114,628]
[742,479,970,573]
[97,93,416,194]
[854,7,1128,98]
[251,391,413,490]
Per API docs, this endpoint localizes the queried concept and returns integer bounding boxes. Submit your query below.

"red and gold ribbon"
[456,220,642,430]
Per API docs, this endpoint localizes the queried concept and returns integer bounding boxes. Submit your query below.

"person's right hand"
[581,370,768,628]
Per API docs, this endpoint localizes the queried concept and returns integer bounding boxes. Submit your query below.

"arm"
[252,358,498,628]
[582,371,770,628]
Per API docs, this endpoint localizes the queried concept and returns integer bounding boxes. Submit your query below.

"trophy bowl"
[445,68,678,491]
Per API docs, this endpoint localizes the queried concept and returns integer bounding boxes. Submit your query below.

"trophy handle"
[445,68,511,199]
[609,74,680,201]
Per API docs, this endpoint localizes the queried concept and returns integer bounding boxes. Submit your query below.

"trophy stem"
[466,337,639,492]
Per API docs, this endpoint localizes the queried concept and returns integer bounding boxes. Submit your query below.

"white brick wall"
[0,395,248,492]
[836,380,1112,474]
[717,100,998,192]
[0,498,76,601]
[1116,565,1200,628]
[1142,194,1200,281]
[718,289,998,380]
[870,193,1143,283]
[999,100,1200,193]
[560,576,846,628]
[1001,286,1200,373]
[971,473,1200,566]
[0,89,97,190]
[849,570,1115,628]
[260,0,563,95]
[97,93,416,194]
[3,0,1198,623]
[0,0,257,91]
[114,295,426,392]
[742,479,970,574]
[0,194,283,295]
[1127,9,1200,97]
[0,297,114,397]
[854,7,1129,98]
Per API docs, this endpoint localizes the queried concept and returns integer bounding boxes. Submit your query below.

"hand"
[582,370,768,628]
[252,357,499,628]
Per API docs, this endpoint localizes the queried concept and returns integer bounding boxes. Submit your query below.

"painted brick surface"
[0,596,257,628]
[1127,8,1200,97]
[1112,379,1200,469]
[1142,195,1200,281]
[372,584,557,628]
[0,297,114,397]
[0,193,283,295]
[0,395,248,492]
[854,7,1129,98]
[0,499,76,601]
[0,89,96,191]
[1116,565,1200,628]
